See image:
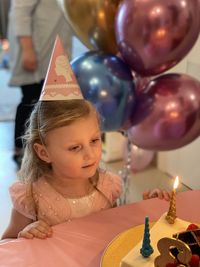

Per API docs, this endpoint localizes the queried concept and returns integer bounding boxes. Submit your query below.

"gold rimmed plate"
[100,223,155,267]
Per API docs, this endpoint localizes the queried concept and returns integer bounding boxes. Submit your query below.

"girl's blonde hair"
[18,99,100,183]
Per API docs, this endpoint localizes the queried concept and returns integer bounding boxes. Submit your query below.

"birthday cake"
[120,213,200,267]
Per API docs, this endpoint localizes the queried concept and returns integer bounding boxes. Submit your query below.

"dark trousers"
[14,80,44,149]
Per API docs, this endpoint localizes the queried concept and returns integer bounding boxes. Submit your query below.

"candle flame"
[173,176,179,190]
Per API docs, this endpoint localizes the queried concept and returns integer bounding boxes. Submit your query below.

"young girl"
[1,98,170,241]
[2,98,125,240]
[1,37,170,241]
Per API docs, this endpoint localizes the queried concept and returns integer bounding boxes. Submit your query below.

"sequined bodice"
[67,191,96,218]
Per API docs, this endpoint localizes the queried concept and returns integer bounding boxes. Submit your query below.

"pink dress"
[9,171,122,226]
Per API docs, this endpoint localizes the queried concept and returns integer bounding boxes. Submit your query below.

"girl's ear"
[33,143,51,163]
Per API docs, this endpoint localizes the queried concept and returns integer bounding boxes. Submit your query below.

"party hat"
[40,36,83,101]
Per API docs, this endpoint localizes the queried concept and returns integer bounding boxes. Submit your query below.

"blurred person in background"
[8,0,73,167]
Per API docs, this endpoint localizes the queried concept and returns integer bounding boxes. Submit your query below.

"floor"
[0,121,18,236]
[0,38,191,238]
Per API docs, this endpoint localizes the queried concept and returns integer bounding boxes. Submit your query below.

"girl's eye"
[69,145,81,152]
[91,138,100,144]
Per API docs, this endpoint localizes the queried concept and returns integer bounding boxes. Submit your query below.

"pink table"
[0,190,199,267]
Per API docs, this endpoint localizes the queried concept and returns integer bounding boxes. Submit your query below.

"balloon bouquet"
[57,0,200,202]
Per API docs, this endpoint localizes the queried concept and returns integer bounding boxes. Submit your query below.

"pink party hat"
[40,36,83,101]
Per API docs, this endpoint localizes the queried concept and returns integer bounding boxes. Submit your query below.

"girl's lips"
[82,163,95,168]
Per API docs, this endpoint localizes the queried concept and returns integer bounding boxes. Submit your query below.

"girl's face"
[42,114,102,181]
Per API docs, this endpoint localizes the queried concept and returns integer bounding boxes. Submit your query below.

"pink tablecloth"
[0,189,199,267]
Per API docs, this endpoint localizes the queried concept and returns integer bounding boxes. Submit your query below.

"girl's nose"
[83,146,95,160]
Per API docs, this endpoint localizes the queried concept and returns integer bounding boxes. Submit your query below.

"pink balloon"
[124,141,155,172]
[128,73,200,151]
[115,0,200,76]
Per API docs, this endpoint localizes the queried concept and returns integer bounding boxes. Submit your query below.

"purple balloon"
[134,74,151,95]
[128,73,200,151]
[115,0,200,76]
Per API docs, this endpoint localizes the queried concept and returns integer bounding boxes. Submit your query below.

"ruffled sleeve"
[9,182,37,220]
[98,171,123,205]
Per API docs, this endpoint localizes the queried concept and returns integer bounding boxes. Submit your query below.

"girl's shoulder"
[9,177,46,220]
[98,169,121,183]
[9,180,37,220]
[9,177,43,194]
[9,180,30,198]
[97,169,123,199]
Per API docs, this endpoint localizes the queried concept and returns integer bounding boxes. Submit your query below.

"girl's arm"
[1,208,33,239]
[1,208,53,240]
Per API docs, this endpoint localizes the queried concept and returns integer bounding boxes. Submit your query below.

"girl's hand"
[143,188,171,201]
[18,220,52,239]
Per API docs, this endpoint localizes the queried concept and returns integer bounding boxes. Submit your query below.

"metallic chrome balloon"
[134,74,151,95]
[57,0,121,53]
[116,0,200,76]
[71,51,136,132]
[123,141,155,172]
[128,73,200,151]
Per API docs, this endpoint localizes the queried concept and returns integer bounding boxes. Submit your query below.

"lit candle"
[165,176,179,224]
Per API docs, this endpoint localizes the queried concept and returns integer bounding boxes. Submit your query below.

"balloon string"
[118,132,132,205]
